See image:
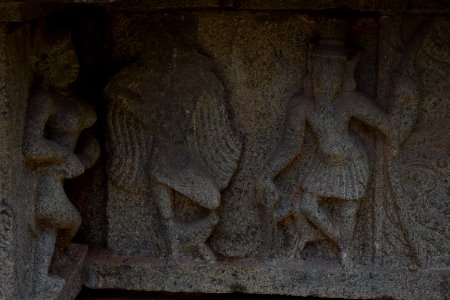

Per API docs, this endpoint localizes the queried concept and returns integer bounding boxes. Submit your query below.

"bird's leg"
[151,181,180,260]
[299,192,340,246]
[197,211,219,262]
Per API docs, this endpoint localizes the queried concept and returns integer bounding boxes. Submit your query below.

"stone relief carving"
[23,23,100,297]
[256,38,399,266]
[381,19,450,268]
[101,17,449,271]
[105,48,243,261]
[0,5,446,299]
[255,19,450,269]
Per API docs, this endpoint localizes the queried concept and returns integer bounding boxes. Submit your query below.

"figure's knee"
[60,202,81,233]
[151,182,174,219]
[206,210,219,228]
[59,210,81,247]
[35,194,62,227]
[299,192,319,215]
[35,179,80,231]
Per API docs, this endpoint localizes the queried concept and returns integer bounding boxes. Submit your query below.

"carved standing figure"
[23,25,100,295]
[257,39,398,265]
[106,49,242,261]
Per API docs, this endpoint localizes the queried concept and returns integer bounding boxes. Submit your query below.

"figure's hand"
[256,175,281,209]
[63,153,85,178]
[77,134,101,169]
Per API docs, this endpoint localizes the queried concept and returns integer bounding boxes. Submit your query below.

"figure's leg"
[273,196,297,221]
[290,217,303,258]
[197,210,219,262]
[33,174,77,295]
[32,229,65,295]
[339,199,359,266]
[36,174,81,247]
[299,192,340,245]
[293,215,321,258]
[150,181,179,259]
[258,203,275,259]
[59,200,82,247]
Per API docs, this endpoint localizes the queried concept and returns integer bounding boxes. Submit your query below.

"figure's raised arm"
[256,95,311,208]
[260,94,311,179]
[344,91,391,137]
[76,129,101,169]
[261,95,311,179]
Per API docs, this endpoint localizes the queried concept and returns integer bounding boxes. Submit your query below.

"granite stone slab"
[83,251,449,300]
[0,2,449,299]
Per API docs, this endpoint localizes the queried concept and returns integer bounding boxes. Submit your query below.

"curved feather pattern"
[188,86,243,191]
[389,20,432,146]
[385,21,429,266]
[387,19,450,267]
[106,101,152,193]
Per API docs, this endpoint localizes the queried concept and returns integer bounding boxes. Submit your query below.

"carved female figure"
[23,26,99,295]
[258,39,396,265]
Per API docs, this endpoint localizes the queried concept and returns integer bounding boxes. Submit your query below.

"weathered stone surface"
[0,22,35,300]
[1,13,100,299]
[0,1,449,300]
[91,12,450,299]
[0,25,14,300]
[2,0,450,22]
[84,252,449,299]
[0,202,14,300]
[0,2,65,22]
[103,0,450,13]
[30,244,88,300]
[23,20,100,299]
[105,43,243,261]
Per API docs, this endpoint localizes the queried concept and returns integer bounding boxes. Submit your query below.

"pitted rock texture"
[0,1,449,300]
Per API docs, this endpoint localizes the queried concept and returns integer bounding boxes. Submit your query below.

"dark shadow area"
[77,289,335,299]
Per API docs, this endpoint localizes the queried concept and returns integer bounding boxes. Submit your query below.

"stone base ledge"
[83,251,449,300]
[54,244,88,300]
[31,244,88,300]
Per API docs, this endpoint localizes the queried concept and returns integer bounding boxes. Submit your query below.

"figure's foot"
[164,212,219,263]
[168,248,182,262]
[168,244,216,263]
[295,240,308,259]
[273,202,295,221]
[198,244,216,263]
[340,250,355,269]
[164,217,181,256]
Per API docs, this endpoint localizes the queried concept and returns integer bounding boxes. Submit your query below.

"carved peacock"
[105,48,242,260]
